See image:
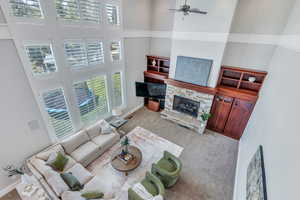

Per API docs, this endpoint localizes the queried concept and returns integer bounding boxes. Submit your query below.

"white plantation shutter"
[9,0,43,18]
[110,41,121,61]
[112,72,122,107]
[106,4,119,25]
[87,41,104,65]
[42,88,73,139]
[80,0,101,23]
[64,42,88,68]
[56,0,80,20]
[74,76,109,124]
[25,44,57,76]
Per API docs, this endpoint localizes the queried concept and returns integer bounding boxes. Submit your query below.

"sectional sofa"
[26,120,120,200]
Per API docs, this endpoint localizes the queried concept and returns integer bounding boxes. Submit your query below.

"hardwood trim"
[164,79,217,95]
[217,86,258,102]
[221,65,268,75]
[144,71,168,81]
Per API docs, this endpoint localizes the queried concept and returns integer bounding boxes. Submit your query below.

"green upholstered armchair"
[151,151,182,188]
[128,172,165,200]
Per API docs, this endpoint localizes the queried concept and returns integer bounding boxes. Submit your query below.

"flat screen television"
[135,82,166,99]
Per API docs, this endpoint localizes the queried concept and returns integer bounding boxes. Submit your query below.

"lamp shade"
[112,108,122,116]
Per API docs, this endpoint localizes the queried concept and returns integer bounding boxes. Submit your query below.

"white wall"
[222,0,295,70]
[123,0,151,113]
[233,0,300,199]
[170,0,238,87]
[0,40,51,190]
[0,6,5,23]
[149,0,175,57]
[123,0,152,31]
[123,38,150,114]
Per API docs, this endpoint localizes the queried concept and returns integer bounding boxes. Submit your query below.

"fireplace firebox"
[173,95,200,118]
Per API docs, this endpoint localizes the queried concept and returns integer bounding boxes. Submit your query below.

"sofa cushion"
[61,130,90,155]
[70,142,99,164]
[99,120,114,134]
[86,123,102,139]
[66,163,93,185]
[44,170,69,197]
[81,191,104,199]
[92,133,119,151]
[36,145,65,161]
[30,158,53,177]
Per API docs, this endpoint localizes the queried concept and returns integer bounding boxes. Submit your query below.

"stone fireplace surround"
[161,79,216,134]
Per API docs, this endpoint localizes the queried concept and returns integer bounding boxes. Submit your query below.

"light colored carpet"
[87,127,184,199]
[120,107,239,200]
[1,107,238,200]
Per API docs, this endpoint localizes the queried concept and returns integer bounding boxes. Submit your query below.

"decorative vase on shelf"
[152,59,156,66]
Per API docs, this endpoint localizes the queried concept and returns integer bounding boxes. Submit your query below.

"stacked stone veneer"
[161,84,214,134]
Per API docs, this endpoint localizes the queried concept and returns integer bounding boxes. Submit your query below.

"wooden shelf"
[218,66,267,95]
[147,55,170,75]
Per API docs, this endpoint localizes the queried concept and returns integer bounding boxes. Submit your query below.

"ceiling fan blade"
[169,8,184,12]
[190,8,208,15]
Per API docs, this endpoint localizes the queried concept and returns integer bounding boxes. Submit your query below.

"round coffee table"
[111,146,142,176]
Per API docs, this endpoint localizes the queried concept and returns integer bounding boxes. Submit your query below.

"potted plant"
[3,164,29,183]
[121,136,130,154]
[200,111,212,127]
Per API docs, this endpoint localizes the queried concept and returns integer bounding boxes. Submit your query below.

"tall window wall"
[1,0,125,140]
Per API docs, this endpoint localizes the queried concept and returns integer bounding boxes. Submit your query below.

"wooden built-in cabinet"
[208,66,267,140]
[144,55,170,111]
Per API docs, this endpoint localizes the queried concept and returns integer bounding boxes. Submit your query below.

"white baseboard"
[122,103,144,118]
[0,179,20,198]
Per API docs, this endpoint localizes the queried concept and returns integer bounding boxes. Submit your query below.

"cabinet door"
[224,98,255,140]
[208,95,233,132]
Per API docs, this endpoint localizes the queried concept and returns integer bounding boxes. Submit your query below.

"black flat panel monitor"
[135,82,166,99]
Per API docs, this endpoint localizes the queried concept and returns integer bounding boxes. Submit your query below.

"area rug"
[87,126,184,200]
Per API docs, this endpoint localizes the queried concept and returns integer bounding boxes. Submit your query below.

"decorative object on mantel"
[247,145,268,200]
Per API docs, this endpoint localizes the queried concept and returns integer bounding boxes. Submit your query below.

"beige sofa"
[27,120,120,200]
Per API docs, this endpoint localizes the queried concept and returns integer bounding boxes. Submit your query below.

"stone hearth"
[161,82,214,134]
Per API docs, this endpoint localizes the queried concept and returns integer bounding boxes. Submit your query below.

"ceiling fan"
[169,0,208,16]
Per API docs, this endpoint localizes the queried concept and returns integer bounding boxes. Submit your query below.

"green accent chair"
[151,151,182,188]
[128,172,165,200]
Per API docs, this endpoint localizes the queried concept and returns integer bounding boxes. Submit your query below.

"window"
[74,76,109,124]
[106,4,119,25]
[25,44,57,75]
[80,0,101,23]
[56,0,80,20]
[9,0,43,18]
[110,41,121,61]
[64,41,88,68]
[112,72,123,107]
[87,41,104,65]
[42,88,73,139]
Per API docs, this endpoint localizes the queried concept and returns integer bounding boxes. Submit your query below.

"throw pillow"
[60,172,83,191]
[47,152,69,172]
[101,123,113,134]
[81,191,104,199]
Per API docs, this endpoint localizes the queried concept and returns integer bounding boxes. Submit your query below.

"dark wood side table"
[111,146,142,176]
